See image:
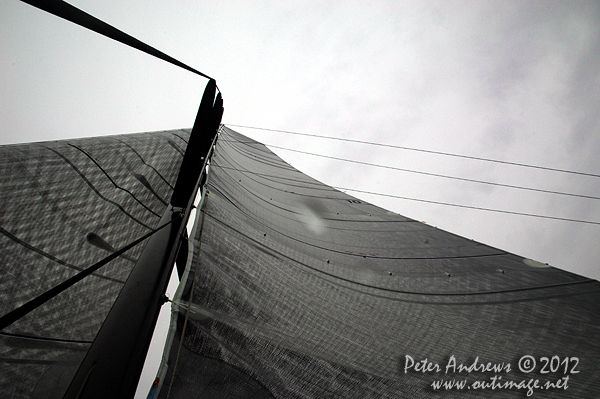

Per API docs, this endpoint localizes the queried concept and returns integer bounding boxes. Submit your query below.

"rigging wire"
[335,187,600,226]
[217,134,600,225]
[0,213,182,331]
[165,190,208,399]
[226,124,600,179]
[211,163,600,226]
[219,139,600,201]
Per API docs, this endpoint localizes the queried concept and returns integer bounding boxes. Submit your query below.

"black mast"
[62,79,223,399]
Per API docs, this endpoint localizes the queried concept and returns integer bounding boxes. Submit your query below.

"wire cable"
[165,195,207,399]
[226,124,600,179]
[222,140,600,201]
[214,146,600,226]
[336,186,600,225]
[0,213,182,331]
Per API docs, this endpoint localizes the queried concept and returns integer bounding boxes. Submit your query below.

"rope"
[263,144,600,201]
[0,214,181,331]
[21,0,212,80]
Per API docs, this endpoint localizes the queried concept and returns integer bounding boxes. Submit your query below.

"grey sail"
[156,126,600,398]
[0,130,191,398]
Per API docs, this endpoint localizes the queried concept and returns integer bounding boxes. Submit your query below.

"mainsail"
[155,126,600,398]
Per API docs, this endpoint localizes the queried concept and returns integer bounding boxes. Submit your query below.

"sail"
[0,130,191,399]
[157,126,600,398]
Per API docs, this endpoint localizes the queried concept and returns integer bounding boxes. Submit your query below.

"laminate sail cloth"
[158,126,600,398]
[0,130,191,399]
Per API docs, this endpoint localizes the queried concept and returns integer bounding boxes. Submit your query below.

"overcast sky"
[1,1,599,281]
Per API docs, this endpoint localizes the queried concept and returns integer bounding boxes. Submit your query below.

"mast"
[62,80,223,399]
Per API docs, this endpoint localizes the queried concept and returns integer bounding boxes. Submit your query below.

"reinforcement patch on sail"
[0,130,189,399]
[158,127,600,398]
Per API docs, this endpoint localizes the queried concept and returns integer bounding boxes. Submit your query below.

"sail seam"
[42,145,153,229]
[0,226,125,284]
[204,213,596,297]
[68,143,162,218]
[213,164,335,189]
[113,138,175,190]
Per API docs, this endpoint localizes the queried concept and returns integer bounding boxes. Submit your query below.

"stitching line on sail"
[204,213,596,297]
[113,138,175,190]
[171,133,190,145]
[42,145,154,230]
[68,144,162,218]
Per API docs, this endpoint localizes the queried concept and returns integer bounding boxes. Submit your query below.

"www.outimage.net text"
[403,354,578,396]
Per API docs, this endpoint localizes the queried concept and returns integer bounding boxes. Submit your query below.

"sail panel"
[158,127,600,398]
[0,130,190,398]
